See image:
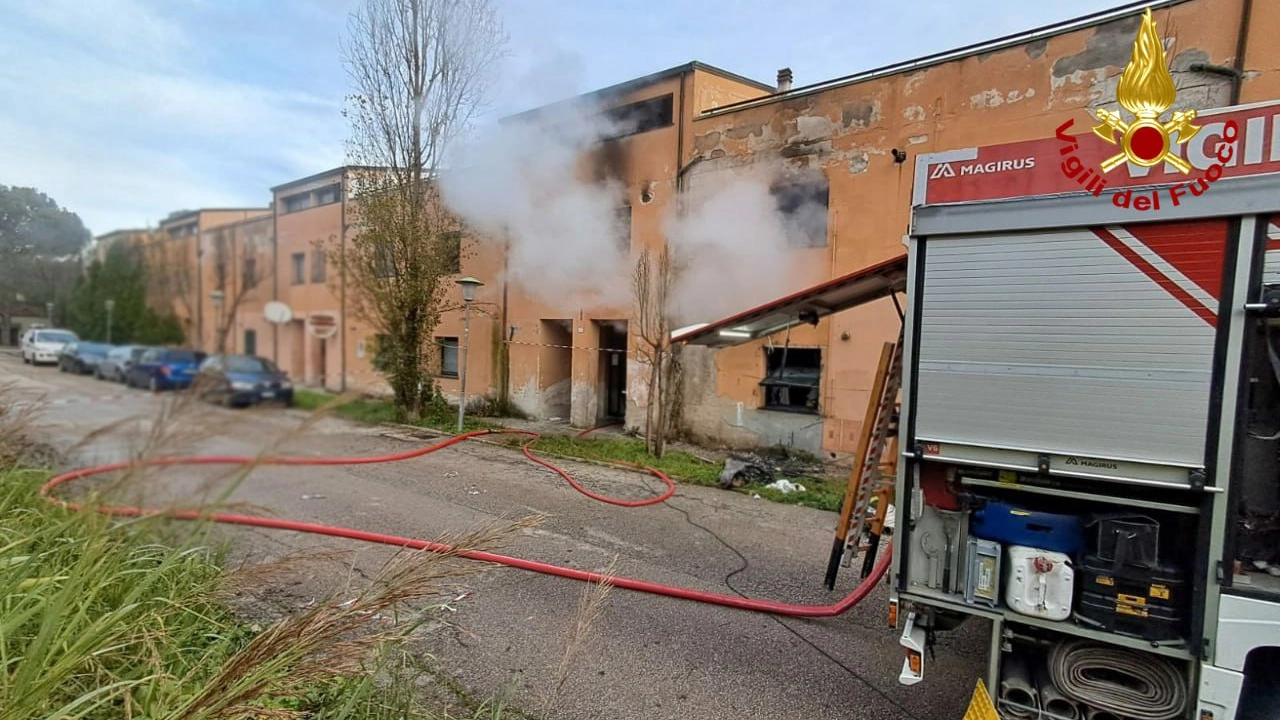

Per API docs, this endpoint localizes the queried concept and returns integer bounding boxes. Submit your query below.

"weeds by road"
[0,382,559,719]
[292,388,847,512]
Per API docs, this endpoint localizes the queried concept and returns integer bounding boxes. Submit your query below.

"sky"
[0,0,1131,236]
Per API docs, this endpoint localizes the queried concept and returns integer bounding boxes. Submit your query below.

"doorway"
[596,320,627,422]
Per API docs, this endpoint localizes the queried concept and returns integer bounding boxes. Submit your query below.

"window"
[242,256,257,287]
[441,231,462,274]
[316,184,341,206]
[771,177,830,248]
[760,347,821,413]
[283,192,313,213]
[602,94,674,140]
[291,252,305,285]
[311,248,326,283]
[374,245,397,279]
[243,329,257,356]
[438,337,459,378]
[615,206,631,251]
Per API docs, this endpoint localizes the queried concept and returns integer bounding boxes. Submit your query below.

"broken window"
[438,337,459,378]
[760,347,821,414]
[601,94,674,140]
[615,205,631,251]
[771,176,830,248]
[441,231,462,274]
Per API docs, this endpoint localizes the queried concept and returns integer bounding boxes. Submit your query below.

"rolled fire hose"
[1048,639,1188,720]
[1035,661,1081,720]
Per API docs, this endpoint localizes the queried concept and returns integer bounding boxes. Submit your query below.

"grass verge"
[292,390,847,512]
[0,466,532,720]
[294,389,497,433]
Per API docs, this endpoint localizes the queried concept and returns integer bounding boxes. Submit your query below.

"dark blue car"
[125,348,207,391]
[195,353,294,408]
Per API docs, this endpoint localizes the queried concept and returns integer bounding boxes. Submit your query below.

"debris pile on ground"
[717,446,825,490]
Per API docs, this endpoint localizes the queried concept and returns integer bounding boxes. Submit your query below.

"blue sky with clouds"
[1,0,1128,235]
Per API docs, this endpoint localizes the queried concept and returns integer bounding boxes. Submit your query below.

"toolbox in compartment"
[969,499,1083,556]
[1074,554,1189,641]
[1075,591,1186,642]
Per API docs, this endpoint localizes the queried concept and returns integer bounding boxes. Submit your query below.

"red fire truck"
[892,98,1280,720]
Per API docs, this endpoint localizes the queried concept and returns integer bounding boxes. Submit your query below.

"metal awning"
[670,254,908,348]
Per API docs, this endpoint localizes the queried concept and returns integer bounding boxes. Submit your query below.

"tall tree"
[0,185,91,309]
[632,246,680,457]
[336,0,506,421]
[65,242,184,345]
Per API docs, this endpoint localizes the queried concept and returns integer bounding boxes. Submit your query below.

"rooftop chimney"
[777,67,793,93]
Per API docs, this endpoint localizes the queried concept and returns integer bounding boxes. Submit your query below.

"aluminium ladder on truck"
[892,98,1280,720]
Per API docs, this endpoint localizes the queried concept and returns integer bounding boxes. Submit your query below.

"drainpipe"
[499,233,510,403]
[340,169,348,392]
[1188,0,1252,104]
[272,195,279,364]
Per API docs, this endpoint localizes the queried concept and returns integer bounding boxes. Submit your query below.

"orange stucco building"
[108,0,1279,457]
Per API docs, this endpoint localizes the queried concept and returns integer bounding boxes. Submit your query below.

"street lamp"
[104,299,115,344]
[455,276,484,433]
[45,302,53,326]
[210,290,225,352]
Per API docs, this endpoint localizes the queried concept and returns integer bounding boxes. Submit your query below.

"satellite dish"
[263,302,293,324]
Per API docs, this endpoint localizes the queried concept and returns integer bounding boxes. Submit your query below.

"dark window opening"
[438,337,459,378]
[441,231,462,274]
[283,192,313,213]
[760,347,821,414]
[374,245,397,279]
[291,252,305,285]
[242,256,257,287]
[615,206,631,251]
[602,94,674,141]
[316,184,341,206]
[243,329,257,356]
[311,248,326,283]
[771,177,830,248]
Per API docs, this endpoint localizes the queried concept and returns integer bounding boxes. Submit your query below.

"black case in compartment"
[1074,554,1189,641]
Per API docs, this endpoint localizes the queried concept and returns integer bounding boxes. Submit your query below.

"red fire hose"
[40,428,891,618]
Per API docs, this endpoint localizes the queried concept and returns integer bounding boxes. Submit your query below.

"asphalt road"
[1,350,986,719]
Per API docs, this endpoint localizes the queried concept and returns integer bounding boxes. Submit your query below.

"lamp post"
[455,276,484,433]
[104,299,115,344]
[209,290,225,353]
[45,302,53,326]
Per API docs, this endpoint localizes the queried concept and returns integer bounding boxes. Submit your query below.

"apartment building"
[198,214,273,355]
[111,0,1278,457]
[153,208,270,345]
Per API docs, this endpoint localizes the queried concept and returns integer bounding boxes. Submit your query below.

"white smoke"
[664,162,827,324]
[440,102,631,309]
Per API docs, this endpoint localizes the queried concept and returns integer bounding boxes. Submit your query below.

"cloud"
[0,0,345,235]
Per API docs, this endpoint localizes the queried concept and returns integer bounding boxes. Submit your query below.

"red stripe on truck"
[1092,227,1219,328]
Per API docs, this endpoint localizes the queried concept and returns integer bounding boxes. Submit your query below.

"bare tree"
[208,224,273,354]
[141,229,198,344]
[632,245,679,457]
[336,0,506,421]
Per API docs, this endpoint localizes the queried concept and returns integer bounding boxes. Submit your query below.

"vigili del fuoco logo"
[1055,8,1239,210]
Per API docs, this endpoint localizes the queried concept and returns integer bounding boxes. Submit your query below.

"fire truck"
[674,98,1280,719]
[889,99,1280,719]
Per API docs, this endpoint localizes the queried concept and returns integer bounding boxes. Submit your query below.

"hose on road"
[1047,639,1188,720]
[40,427,891,618]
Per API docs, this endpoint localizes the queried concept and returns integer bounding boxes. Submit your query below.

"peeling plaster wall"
[681,0,1257,457]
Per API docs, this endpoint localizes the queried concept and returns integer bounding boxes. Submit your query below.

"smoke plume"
[664,162,826,324]
[440,103,632,309]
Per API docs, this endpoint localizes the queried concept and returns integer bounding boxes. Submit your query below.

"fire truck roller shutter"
[913,223,1227,472]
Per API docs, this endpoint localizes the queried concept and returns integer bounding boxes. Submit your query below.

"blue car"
[125,348,207,391]
[195,353,294,408]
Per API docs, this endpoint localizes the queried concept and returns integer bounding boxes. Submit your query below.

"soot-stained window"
[760,347,821,413]
[771,177,830,248]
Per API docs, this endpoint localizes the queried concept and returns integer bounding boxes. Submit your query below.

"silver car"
[96,345,150,382]
[20,328,79,366]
